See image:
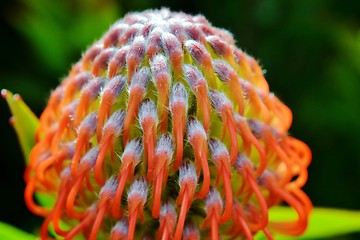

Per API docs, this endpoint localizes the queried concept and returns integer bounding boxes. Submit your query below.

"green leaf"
[2,89,39,164]
[2,90,55,208]
[255,207,360,239]
[0,222,36,240]
[12,0,120,72]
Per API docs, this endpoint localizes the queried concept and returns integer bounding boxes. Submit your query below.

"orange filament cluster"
[23,8,311,240]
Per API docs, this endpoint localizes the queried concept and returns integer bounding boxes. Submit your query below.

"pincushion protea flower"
[4,8,312,240]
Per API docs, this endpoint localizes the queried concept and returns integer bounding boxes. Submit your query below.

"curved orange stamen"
[197,88,211,133]
[36,155,57,182]
[29,142,52,174]
[173,109,185,171]
[230,203,254,240]
[220,167,232,223]
[89,203,108,240]
[127,206,139,240]
[158,222,166,240]
[247,203,274,238]
[161,225,169,240]
[112,168,129,218]
[237,177,248,196]
[34,88,62,140]
[262,227,274,240]
[236,212,254,240]
[71,131,91,177]
[144,125,156,181]
[288,166,308,190]
[94,138,111,185]
[74,97,90,128]
[52,190,70,236]
[152,167,164,218]
[123,89,143,145]
[174,190,189,240]
[245,167,268,231]
[245,83,270,123]
[266,131,292,185]
[96,95,112,141]
[40,213,55,240]
[64,211,94,240]
[66,172,86,219]
[292,188,312,215]
[281,138,311,190]
[229,77,244,116]
[190,133,210,199]
[235,119,267,175]
[248,56,269,91]
[269,183,308,236]
[270,96,292,132]
[226,114,238,165]
[196,147,210,199]
[210,212,219,240]
[287,137,312,167]
[50,117,70,153]
[235,121,252,153]
[59,87,74,109]
[156,77,170,133]
[24,179,49,216]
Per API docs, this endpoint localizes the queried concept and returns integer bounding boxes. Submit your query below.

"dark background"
[0,0,359,239]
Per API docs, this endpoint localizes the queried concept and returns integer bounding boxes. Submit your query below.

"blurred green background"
[0,0,359,239]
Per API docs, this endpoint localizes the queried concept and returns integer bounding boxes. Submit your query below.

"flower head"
[11,8,311,239]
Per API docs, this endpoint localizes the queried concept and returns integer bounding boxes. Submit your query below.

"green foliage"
[2,90,39,163]
[254,207,360,239]
[12,0,121,73]
[0,222,36,240]
[270,207,360,239]
[2,90,56,209]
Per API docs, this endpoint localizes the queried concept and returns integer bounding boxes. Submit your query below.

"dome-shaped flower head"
[4,8,312,239]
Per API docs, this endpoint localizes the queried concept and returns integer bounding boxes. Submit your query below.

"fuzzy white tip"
[139,99,158,124]
[234,152,251,173]
[247,119,264,138]
[213,59,234,82]
[161,32,182,56]
[209,89,232,113]
[63,141,76,158]
[60,166,71,180]
[183,222,200,239]
[170,83,188,108]
[128,178,148,202]
[103,110,126,135]
[79,111,98,133]
[205,187,223,211]
[62,99,79,115]
[150,54,171,79]
[122,138,143,164]
[185,40,208,63]
[160,202,176,219]
[130,66,151,89]
[183,64,206,89]
[99,176,118,196]
[155,133,173,159]
[208,138,229,160]
[111,218,128,236]
[104,75,126,97]
[179,162,198,187]
[81,77,105,100]
[80,146,99,167]
[128,36,146,58]
[187,118,206,140]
